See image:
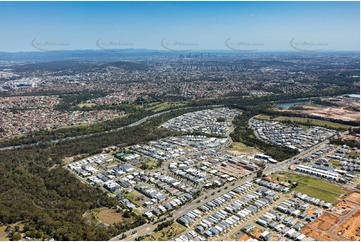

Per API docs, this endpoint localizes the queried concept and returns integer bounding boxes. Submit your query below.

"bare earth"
[334,201,354,216]
[280,104,360,122]
[333,209,360,241]
[301,226,335,241]
[343,135,361,144]
[306,207,315,216]
[345,192,360,205]
[237,234,251,241]
[310,212,340,231]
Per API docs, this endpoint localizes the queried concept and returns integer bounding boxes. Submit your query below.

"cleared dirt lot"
[216,163,250,178]
[237,233,252,241]
[282,104,360,122]
[333,209,360,241]
[310,212,340,231]
[345,192,360,204]
[301,226,336,241]
[334,201,355,216]
[306,207,315,216]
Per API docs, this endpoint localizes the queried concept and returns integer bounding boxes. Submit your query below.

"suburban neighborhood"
[63,108,360,241]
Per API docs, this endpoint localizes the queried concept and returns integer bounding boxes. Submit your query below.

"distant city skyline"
[0,1,359,52]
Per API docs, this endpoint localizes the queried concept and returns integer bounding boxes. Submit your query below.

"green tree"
[123,210,131,218]
[14,226,19,232]
[12,233,21,241]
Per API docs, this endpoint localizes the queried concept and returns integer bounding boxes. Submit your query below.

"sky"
[0,1,359,52]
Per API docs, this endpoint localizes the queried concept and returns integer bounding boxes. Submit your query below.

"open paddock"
[271,172,345,204]
[226,142,259,155]
[97,208,124,225]
[0,226,9,241]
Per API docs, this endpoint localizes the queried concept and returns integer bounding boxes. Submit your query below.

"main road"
[111,133,335,241]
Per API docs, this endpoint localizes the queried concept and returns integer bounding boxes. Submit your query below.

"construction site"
[301,192,360,241]
[281,104,360,123]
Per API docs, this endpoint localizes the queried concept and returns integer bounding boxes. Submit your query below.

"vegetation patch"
[231,113,299,161]
[77,102,97,108]
[346,150,360,159]
[147,102,187,112]
[0,106,204,148]
[256,115,351,130]
[123,190,145,207]
[330,159,341,168]
[140,221,186,241]
[136,160,161,170]
[330,136,360,148]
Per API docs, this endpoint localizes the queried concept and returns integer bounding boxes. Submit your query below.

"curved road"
[0,105,223,151]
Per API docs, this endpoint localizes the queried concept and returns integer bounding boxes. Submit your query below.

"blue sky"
[0,1,359,52]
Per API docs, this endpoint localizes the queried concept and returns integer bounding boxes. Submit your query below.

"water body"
[276,101,312,109]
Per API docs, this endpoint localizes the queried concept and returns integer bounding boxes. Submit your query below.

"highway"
[0,105,223,151]
[8,105,342,241]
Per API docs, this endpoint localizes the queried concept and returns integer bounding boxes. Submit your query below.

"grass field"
[0,222,24,241]
[330,159,341,168]
[123,190,145,207]
[96,208,123,225]
[143,222,186,241]
[77,102,96,108]
[271,172,344,204]
[136,160,160,170]
[146,102,187,112]
[227,142,259,155]
[88,207,139,225]
[133,208,143,216]
[256,115,350,130]
[0,226,9,241]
